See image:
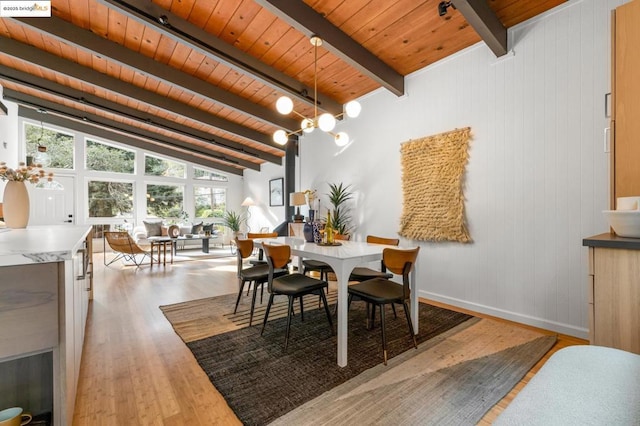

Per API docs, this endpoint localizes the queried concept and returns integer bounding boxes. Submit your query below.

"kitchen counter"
[0,225,93,425]
[582,232,640,250]
[0,225,92,266]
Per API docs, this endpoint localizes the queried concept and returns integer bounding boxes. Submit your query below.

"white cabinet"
[0,227,92,425]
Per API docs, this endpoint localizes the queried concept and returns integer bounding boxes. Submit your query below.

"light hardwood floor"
[73,251,587,425]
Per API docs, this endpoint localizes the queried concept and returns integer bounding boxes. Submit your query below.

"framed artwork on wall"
[269,178,284,206]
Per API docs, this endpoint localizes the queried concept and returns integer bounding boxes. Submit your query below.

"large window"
[194,167,228,182]
[146,184,184,218]
[194,186,226,218]
[88,181,134,218]
[144,154,185,178]
[25,123,74,169]
[86,139,135,173]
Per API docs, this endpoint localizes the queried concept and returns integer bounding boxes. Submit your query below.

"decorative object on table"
[312,221,324,243]
[303,222,314,242]
[399,127,472,243]
[168,224,180,238]
[324,210,335,244]
[269,178,284,206]
[327,182,354,238]
[271,36,361,147]
[304,189,318,221]
[289,192,306,222]
[0,161,54,229]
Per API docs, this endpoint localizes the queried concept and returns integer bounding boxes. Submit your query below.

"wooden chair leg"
[260,293,275,336]
[403,301,418,349]
[284,296,295,351]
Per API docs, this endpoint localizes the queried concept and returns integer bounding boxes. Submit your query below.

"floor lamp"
[241,197,255,232]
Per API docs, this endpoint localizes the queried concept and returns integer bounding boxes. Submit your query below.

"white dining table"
[254,236,418,367]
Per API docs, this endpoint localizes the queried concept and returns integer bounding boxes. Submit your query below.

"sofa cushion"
[191,222,203,234]
[143,220,163,237]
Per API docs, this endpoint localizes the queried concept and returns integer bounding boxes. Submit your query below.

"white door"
[28,176,75,226]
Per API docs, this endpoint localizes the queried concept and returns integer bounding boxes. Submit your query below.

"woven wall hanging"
[399,127,472,243]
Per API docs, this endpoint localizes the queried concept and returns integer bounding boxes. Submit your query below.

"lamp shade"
[290,192,307,206]
[241,196,256,206]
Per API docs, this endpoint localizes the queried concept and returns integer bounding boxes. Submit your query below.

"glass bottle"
[325,210,334,244]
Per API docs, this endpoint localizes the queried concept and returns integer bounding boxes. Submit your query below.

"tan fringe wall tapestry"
[399,127,472,243]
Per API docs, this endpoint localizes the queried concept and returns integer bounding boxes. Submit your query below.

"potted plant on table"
[327,182,354,240]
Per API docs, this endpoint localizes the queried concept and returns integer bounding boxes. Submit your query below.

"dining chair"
[349,235,400,281]
[104,231,151,267]
[347,235,401,318]
[261,243,334,350]
[233,238,287,326]
[302,232,350,281]
[247,232,278,264]
[347,246,420,365]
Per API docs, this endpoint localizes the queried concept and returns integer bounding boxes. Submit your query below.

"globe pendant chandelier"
[272,36,361,147]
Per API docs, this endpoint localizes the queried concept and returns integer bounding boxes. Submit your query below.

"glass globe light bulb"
[273,129,288,145]
[34,150,51,167]
[275,96,294,115]
[318,113,336,132]
[345,100,361,118]
[335,132,349,147]
[301,118,315,133]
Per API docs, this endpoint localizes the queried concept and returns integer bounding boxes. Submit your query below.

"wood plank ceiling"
[0,0,565,176]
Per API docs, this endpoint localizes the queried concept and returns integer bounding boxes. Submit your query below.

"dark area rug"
[185,298,472,426]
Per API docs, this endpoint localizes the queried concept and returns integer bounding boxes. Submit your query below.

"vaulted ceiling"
[0,0,565,176]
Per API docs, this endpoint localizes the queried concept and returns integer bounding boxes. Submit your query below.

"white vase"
[3,181,30,228]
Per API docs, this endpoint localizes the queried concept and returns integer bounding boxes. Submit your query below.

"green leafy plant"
[223,210,245,233]
[327,182,354,236]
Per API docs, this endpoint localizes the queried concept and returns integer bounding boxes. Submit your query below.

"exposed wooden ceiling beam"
[7,90,247,175]
[14,16,300,131]
[0,65,281,166]
[0,36,290,150]
[95,0,343,116]
[253,0,405,97]
[451,0,508,57]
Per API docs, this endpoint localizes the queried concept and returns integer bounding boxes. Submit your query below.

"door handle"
[64,220,73,223]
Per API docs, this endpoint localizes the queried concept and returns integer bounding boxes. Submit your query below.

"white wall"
[243,161,288,232]
[245,0,629,338]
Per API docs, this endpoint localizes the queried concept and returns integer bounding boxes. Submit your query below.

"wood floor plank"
[73,252,587,425]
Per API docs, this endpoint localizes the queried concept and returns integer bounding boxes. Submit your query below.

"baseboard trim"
[420,290,589,340]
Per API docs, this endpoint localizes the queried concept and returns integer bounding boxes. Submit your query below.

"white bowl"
[616,196,640,210]
[602,210,640,238]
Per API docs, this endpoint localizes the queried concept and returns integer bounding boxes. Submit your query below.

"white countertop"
[0,225,92,267]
